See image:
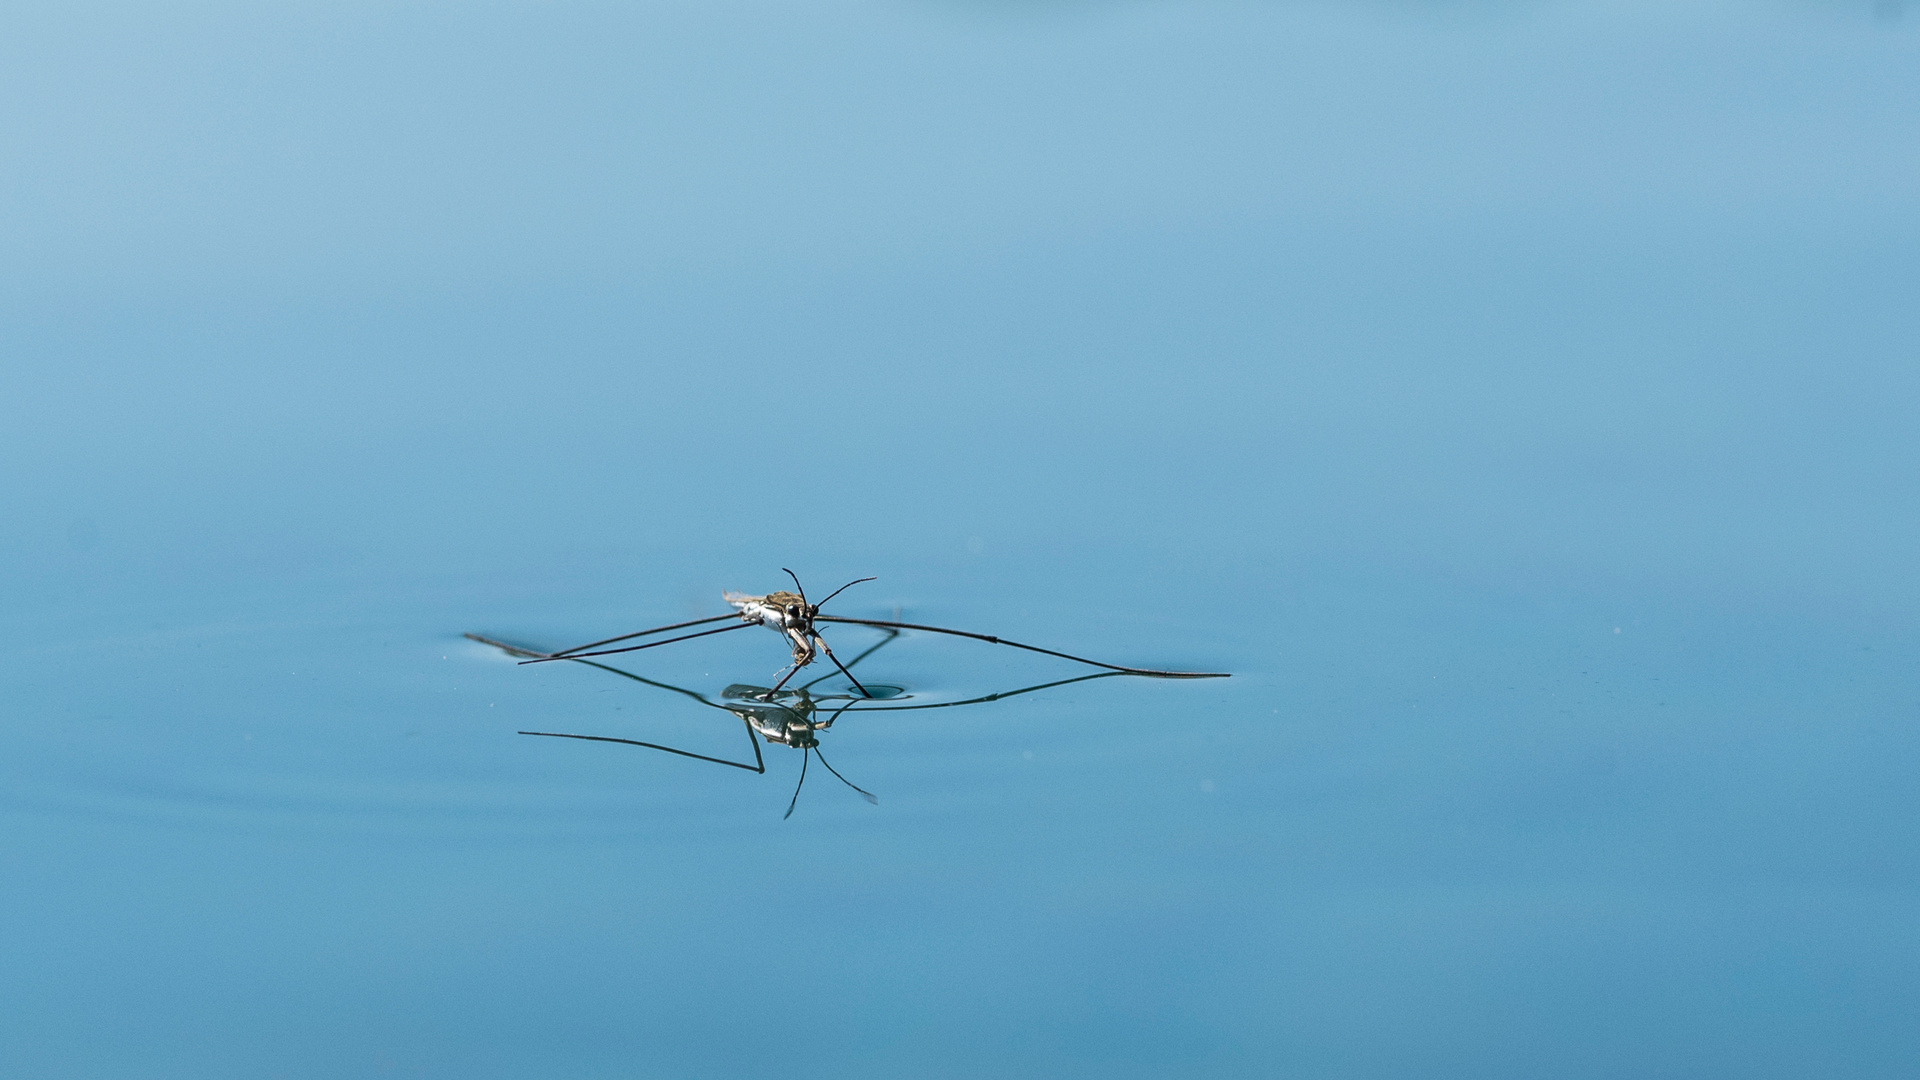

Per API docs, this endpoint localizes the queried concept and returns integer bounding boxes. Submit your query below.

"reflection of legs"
[813,743,877,805]
[811,699,858,732]
[812,632,871,699]
[783,749,810,819]
[519,716,766,774]
[737,716,767,772]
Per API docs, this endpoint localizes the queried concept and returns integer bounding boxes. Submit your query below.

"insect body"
[724,590,813,649]
[720,573,874,693]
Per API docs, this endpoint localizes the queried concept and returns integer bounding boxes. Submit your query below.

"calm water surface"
[2,2,1917,1077]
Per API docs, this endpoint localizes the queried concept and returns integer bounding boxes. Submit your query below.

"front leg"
[767,660,804,694]
[784,626,816,666]
[811,631,872,699]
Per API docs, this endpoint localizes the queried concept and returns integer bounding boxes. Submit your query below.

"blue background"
[2,2,1916,1076]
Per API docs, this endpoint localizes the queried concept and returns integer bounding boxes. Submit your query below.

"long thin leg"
[811,631,871,698]
[784,626,815,662]
[814,615,1229,678]
[464,633,550,659]
[813,743,877,805]
[767,660,803,694]
[545,613,739,659]
[570,660,726,710]
[484,631,1126,715]
[814,698,860,730]
[783,749,810,819]
[742,717,768,773]
[820,670,1126,714]
[798,627,898,692]
[519,621,754,664]
[519,718,767,774]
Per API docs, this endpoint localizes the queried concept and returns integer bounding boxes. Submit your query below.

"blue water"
[3,2,1917,1077]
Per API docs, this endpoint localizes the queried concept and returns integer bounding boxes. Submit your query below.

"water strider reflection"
[465,628,1135,818]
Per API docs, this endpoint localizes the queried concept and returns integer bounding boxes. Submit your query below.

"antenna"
[781,567,808,606]
[812,575,876,610]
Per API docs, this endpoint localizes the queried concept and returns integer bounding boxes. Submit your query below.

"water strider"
[500,570,1230,694]
[469,571,1227,816]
